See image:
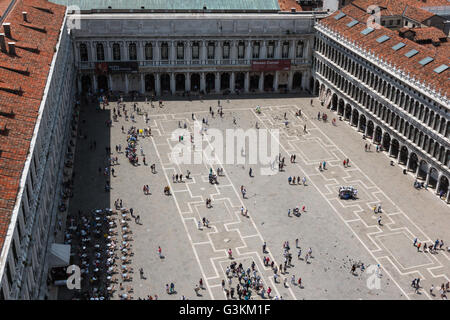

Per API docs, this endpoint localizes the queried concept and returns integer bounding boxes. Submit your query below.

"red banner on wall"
[251,59,291,71]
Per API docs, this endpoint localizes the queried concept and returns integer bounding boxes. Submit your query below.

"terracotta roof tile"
[319,6,450,100]
[0,0,66,253]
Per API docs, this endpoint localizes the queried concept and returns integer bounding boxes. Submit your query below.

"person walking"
[158,246,162,258]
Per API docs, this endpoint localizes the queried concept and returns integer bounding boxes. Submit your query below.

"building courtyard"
[58,93,449,300]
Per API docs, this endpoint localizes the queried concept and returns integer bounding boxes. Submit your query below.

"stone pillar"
[446,189,450,203]
[170,73,175,94]
[77,76,82,94]
[200,72,206,92]
[215,41,222,64]
[93,74,98,93]
[201,41,207,65]
[289,40,295,59]
[260,40,267,59]
[258,72,264,92]
[186,41,191,65]
[185,72,191,92]
[246,40,252,61]
[155,73,161,96]
[124,74,129,94]
[215,73,220,93]
[287,71,293,91]
[275,40,281,59]
[231,40,237,64]
[140,73,145,94]
[170,41,176,65]
[274,71,279,92]
[154,41,160,62]
[230,72,235,91]
[108,74,113,92]
[244,72,249,93]
[137,42,144,61]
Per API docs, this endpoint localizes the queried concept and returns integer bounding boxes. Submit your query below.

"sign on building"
[95,62,139,74]
[251,59,291,71]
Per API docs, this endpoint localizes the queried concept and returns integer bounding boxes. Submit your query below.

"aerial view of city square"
[0,0,448,311]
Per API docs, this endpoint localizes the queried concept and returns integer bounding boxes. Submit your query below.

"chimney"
[291,8,296,12]
[22,12,28,22]
[8,42,15,55]
[0,33,6,52]
[3,23,11,38]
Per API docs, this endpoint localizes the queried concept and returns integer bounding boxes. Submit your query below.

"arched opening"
[399,146,408,165]
[264,74,274,91]
[437,176,449,199]
[97,75,108,93]
[145,74,155,93]
[235,72,245,90]
[408,153,418,173]
[390,139,399,158]
[382,132,391,152]
[81,75,91,93]
[338,99,345,115]
[366,120,374,138]
[160,74,170,92]
[250,74,259,91]
[331,94,338,111]
[191,73,200,91]
[221,73,230,90]
[428,167,438,189]
[374,126,382,144]
[314,80,320,96]
[417,160,428,180]
[351,109,359,127]
[175,74,185,92]
[359,114,366,133]
[205,73,215,92]
[344,104,352,120]
[293,72,302,89]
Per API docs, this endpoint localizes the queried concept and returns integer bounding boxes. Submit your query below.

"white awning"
[49,244,71,267]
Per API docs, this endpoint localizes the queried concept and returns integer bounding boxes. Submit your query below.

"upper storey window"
[80,43,88,61]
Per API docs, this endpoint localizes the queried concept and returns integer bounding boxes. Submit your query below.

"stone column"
[201,41,207,65]
[106,42,112,61]
[154,41,160,62]
[93,74,98,93]
[124,74,129,94]
[231,40,237,64]
[230,72,235,91]
[258,72,264,92]
[289,40,295,59]
[137,42,144,61]
[275,40,281,59]
[215,72,221,93]
[246,40,252,61]
[185,72,191,92]
[215,41,222,65]
[186,41,191,65]
[155,73,161,95]
[108,74,113,92]
[260,40,267,59]
[244,72,249,93]
[170,41,176,65]
[287,71,293,91]
[446,189,450,203]
[140,73,145,94]
[274,71,279,92]
[170,72,175,94]
[77,76,82,94]
[200,72,206,92]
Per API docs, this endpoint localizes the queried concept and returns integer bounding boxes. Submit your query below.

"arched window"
[145,43,153,60]
[112,43,121,61]
[296,41,304,58]
[252,41,260,59]
[80,43,88,61]
[96,43,104,61]
[161,42,169,60]
[267,41,275,58]
[222,42,230,59]
[207,41,215,59]
[129,43,137,60]
[192,42,199,60]
[282,41,289,58]
[177,42,184,60]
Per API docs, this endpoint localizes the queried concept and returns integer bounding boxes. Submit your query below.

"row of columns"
[83,70,310,95]
[82,39,309,64]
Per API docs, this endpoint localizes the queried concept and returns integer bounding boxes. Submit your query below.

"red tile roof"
[400,26,447,41]
[352,0,435,22]
[318,5,450,100]
[0,0,66,253]
[278,0,303,11]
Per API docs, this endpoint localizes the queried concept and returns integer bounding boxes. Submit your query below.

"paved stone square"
[66,93,449,300]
